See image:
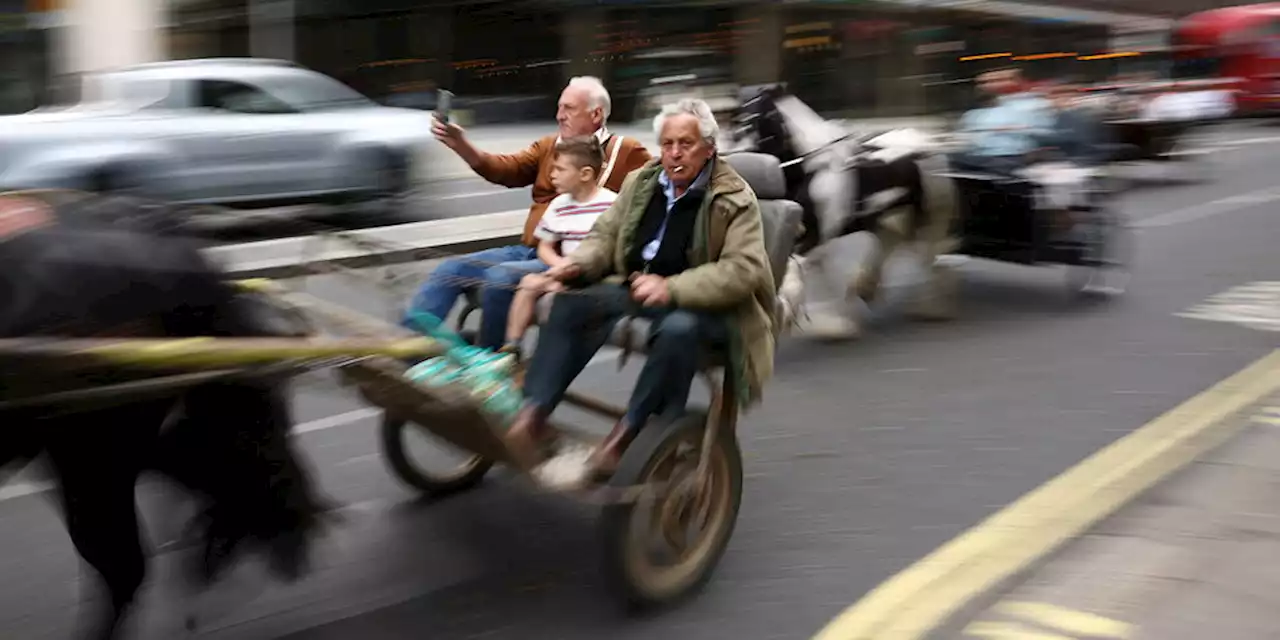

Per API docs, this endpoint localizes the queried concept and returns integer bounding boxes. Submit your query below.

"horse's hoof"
[906,293,959,321]
[800,311,862,341]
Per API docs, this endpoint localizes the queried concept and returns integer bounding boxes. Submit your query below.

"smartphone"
[435,89,454,124]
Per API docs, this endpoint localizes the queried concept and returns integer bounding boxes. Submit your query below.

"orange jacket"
[471,133,653,246]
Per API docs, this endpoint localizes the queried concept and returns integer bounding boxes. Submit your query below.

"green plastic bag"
[403,312,523,426]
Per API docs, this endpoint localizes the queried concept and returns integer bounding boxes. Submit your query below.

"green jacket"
[570,157,776,407]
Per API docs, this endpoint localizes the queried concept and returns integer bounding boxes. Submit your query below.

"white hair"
[652,98,720,146]
[567,76,611,120]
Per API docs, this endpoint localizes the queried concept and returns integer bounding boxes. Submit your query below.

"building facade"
[0,0,1188,117]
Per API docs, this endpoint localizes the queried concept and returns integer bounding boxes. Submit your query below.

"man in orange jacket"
[405,76,652,348]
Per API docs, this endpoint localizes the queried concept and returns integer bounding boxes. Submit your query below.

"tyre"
[453,287,483,345]
[365,150,411,215]
[90,165,147,198]
[380,413,492,498]
[598,409,744,610]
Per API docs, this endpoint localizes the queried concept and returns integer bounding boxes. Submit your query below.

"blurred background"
[1,0,1243,121]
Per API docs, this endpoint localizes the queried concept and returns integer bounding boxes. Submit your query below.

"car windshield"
[257,72,374,111]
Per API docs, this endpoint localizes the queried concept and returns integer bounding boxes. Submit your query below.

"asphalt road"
[3,121,1280,640]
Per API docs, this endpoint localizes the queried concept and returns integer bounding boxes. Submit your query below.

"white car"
[0,58,434,208]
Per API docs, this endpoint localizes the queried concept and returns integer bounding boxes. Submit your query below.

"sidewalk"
[417,115,946,182]
[948,397,1280,639]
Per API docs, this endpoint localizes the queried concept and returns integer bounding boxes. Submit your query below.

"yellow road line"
[811,349,1280,640]
[963,621,1073,640]
[994,602,1131,638]
[1255,407,1280,426]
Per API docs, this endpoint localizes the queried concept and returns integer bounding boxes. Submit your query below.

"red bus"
[1173,3,1280,114]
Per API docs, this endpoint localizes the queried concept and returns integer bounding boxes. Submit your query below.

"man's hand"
[545,262,582,283]
[630,273,671,307]
[431,116,467,151]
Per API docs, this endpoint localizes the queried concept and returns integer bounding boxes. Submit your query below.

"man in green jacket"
[506,98,777,475]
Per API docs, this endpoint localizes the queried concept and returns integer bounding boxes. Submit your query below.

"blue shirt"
[959,93,1055,157]
[641,161,713,262]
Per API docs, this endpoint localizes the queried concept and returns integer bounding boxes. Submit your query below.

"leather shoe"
[504,405,552,470]
[589,420,637,478]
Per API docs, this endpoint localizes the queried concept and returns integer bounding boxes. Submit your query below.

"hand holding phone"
[435,89,454,125]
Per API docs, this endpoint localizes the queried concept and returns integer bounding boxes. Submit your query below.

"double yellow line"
[812,349,1280,639]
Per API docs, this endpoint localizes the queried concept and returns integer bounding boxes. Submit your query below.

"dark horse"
[731,86,959,337]
[0,190,332,639]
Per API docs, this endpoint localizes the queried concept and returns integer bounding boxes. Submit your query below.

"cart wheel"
[1068,208,1135,299]
[599,409,743,610]
[454,293,482,346]
[380,413,493,498]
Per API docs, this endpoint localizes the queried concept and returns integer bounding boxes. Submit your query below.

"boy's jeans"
[403,245,548,347]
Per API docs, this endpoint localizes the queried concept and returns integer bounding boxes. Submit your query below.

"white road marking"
[1176,281,1280,332]
[1134,185,1280,229]
[1225,135,1280,146]
[294,408,382,434]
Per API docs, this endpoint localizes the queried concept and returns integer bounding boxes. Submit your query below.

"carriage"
[731,84,1133,300]
[936,163,1133,296]
[0,151,802,622]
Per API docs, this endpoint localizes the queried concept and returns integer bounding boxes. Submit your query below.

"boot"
[504,405,552,470]
[588,420,637,479]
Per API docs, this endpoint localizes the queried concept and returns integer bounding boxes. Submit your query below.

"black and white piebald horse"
[731,86,960,338]
[0,190,334,639]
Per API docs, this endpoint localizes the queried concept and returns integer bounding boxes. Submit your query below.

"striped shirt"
[534,188,617,256]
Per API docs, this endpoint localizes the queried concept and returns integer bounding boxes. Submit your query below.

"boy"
[500,136,617,358]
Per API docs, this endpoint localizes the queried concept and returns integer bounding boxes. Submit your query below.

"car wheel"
[367,150,411,216]
[90,165,147,198]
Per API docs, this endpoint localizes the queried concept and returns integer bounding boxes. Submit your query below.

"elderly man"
[952,68,1055,175]
[406,76,651,347]
[504,98,776,475]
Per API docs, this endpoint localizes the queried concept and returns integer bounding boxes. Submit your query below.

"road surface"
[2,121,1279,640]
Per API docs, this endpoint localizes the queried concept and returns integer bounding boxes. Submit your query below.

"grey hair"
[567,76,611,120]
[652,98,719,145]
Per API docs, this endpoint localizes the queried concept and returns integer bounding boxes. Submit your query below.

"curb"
[205,209,526,279]
[810,349,1280,640]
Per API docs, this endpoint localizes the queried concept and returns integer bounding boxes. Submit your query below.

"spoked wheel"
[1067,207,1135,299]
[599,410,743,610]
[380,413,493,498]
[453,289,483,346]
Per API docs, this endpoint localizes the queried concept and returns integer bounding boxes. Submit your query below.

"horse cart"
[0,151,801,622]
[727,84,1134,301]
[937,165,1134,296]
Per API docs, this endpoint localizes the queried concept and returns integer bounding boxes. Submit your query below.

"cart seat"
[544,153,803,365]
